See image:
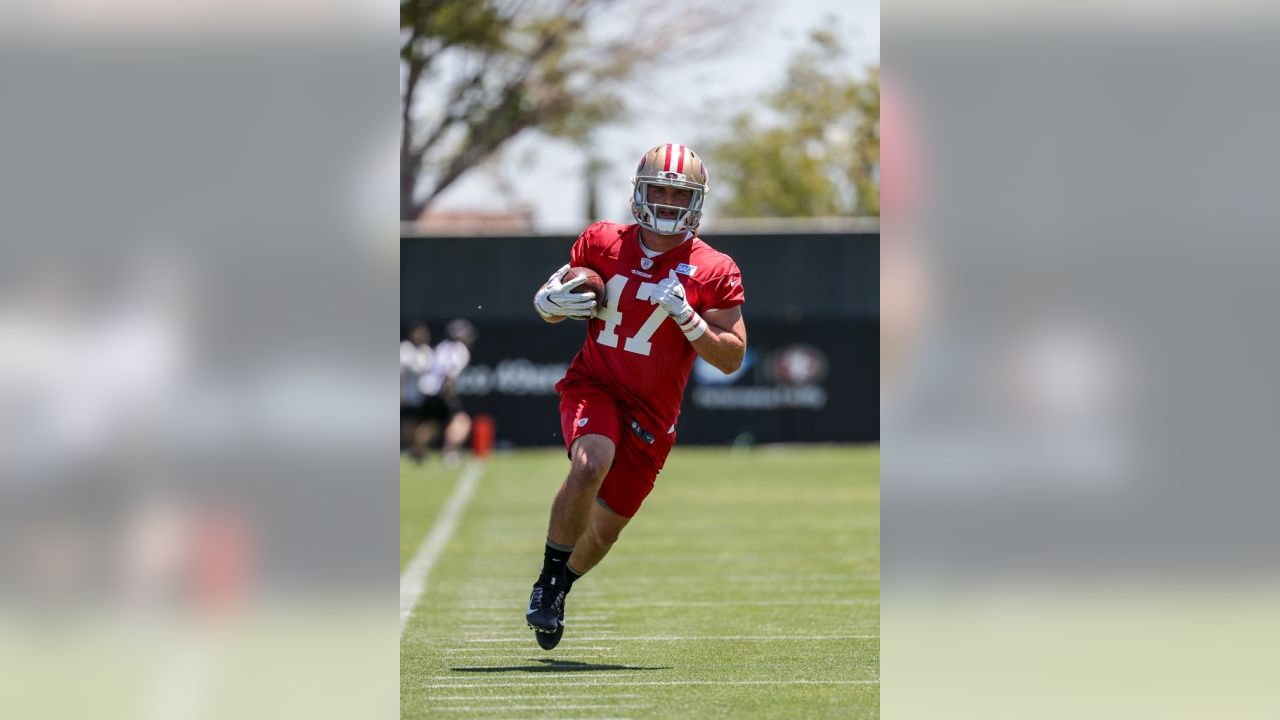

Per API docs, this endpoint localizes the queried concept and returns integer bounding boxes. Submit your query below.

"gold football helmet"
[630,143,710,235]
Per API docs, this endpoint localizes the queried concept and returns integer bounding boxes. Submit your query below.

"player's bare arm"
[648,268,745,374]
[691,306,747,374]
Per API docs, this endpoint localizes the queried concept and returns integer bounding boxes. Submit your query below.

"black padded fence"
[401,229,878,446]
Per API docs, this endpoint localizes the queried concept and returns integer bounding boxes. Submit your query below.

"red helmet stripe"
[676,144,686,173]
[663,143,673,171]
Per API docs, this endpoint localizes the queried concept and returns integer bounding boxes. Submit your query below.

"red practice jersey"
[556,221,745,437]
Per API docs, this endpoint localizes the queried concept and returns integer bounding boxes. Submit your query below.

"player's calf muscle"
[590,518,623,547]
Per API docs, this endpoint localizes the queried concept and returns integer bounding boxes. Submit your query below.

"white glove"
[534,263,596,320]
[650,270,707,341]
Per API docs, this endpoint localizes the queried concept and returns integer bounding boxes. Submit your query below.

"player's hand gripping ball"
[564,266,605,301]
[534,264,600,320]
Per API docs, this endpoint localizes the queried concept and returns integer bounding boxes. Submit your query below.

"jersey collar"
[635,227,693,258]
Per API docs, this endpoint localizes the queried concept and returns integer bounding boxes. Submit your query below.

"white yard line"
[462,634,876,643]
[593,573,878,583]
[724,573,879,582]
[433,674,660,681]
[401,462,485,635]
[589,599,877,608]
[419,679,879,689]
[437,712,637,717]
[460,612,610,617]
[432,704,651,712]
[435,671,665,676]
[458,599,877,609]
[427,691,640,696]
[460,620,619,625]
[437,656,621,662]
[453,712,637,717]
[456,614,611,621]
[444,646,617,653]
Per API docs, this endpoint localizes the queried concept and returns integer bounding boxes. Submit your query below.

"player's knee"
[570,454,610,485]
[569,440,614,485]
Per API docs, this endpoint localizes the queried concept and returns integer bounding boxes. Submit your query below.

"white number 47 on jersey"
[595,274,668,356]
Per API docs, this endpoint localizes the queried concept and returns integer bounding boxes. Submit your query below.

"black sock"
[541,540,573,579]
[566,564,584,590]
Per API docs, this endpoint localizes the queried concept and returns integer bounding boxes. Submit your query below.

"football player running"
[526,144,747,650]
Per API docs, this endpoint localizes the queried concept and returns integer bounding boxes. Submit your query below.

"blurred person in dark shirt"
[400,323,434,461]
[414,319,475,467]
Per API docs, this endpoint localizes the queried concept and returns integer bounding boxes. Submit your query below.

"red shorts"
[558,382,673,518]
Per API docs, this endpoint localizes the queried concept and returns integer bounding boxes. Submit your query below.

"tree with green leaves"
[401,0,745,222]
[707,29,879,218]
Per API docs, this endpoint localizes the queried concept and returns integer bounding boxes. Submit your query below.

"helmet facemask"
[631,179,705,235]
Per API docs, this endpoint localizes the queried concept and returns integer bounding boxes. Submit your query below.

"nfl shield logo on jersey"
[640,257,654,270]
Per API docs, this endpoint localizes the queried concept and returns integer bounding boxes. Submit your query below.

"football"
[564,266,606,302]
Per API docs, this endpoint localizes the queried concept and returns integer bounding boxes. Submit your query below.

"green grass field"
[400,445,879,719]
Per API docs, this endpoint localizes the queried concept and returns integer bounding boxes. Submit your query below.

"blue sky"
[428,0,879,232]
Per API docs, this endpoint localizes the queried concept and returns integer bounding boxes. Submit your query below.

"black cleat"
[535,614,565,650]
[526,572,568,649]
